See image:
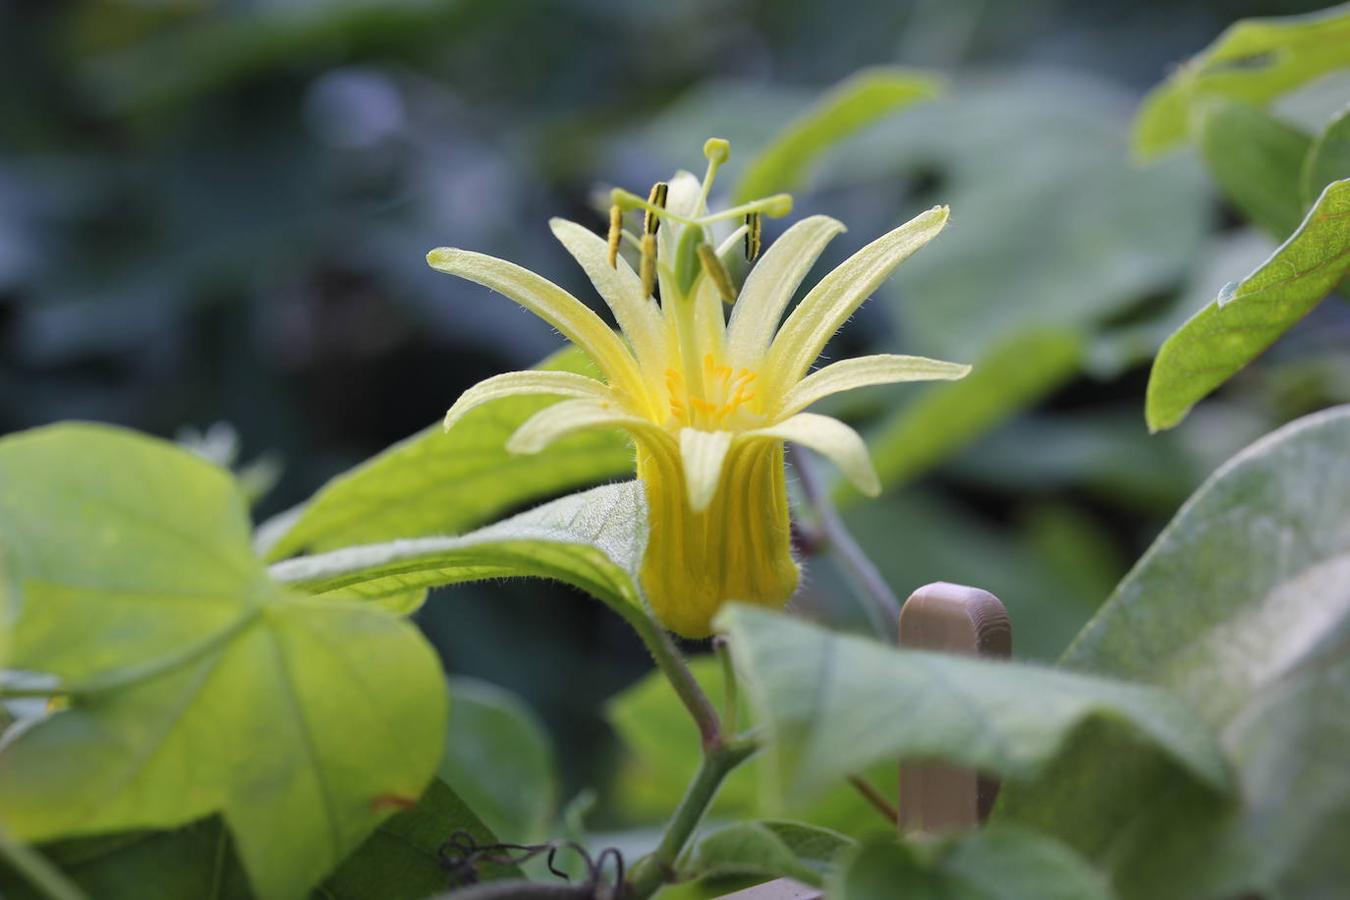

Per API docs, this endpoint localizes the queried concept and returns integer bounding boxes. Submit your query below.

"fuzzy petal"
[427,247,647,400]
[549,218,668,381]
[443,370,613,432]
[506,398,659,455]
[747,412,881,497]
[725,215,846,369]
[679,428,734,512]
[762,206,948,396]
[778,354,970,417]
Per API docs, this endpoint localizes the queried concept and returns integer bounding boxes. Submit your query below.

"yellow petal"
[427,248,647,401]
[679,428,734,512]
[777,354,970,417]
[725,215,846,369]
[747,412,880,496]
[549,218,668,379]
[443,370,613,432]
[507,398,659,455]
[762,206,948,397]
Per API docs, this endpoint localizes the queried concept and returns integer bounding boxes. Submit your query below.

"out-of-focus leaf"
[438,678,557,844]
[0,424,447,900]
[1303,103,1350,204]
[606,657,898,837]
[854,330,1081,498]
[732,67,941,202]
[1007,406,1350,899]
[1193,98,1312,238]
[1146,178,1350,431]
[830,828,1113,900]
[270,481,646,615]
[688,820,853,887]
[258,346,633,561]
[715,605,1229,808]
[1134,3,1350,159]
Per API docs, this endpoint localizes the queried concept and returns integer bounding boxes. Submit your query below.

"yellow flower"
[429,139,969,637]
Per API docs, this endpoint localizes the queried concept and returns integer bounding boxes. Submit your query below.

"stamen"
[607,205,623,268]
[639,233,657,299]
[643,182,668,236]
[696,243,738,304]
[745,212,762,261]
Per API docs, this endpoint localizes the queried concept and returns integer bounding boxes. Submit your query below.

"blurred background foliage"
[3,0,1347,844]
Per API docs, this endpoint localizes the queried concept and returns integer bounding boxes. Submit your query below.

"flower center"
[665,354,761,430]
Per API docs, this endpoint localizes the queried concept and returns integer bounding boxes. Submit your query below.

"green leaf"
[257,346,633,561]
[0,424,447,900]
[1193,98,1313,238]
[322,778,523,898]
[438,678,557,844]
[853,330,1081,498]
[1303,103,1350,205]
[733,67,941,202]
[830,828,1113,900]
[1017,405,1350,899]
[689,820,853,888]
[1145,178,1350,431]
[714,605,1230,808]
[270,480,646,614]
[1134,3,1350,159]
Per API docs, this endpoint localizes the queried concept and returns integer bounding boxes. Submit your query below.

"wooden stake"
[897,582,1011,832]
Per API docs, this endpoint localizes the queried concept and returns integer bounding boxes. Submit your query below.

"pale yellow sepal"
[778,354,970,418]
[443,370,612,433]
[678,428,734,513]
[748,412,881,497]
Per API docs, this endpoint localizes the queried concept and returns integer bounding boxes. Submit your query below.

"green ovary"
[635,436,800,637]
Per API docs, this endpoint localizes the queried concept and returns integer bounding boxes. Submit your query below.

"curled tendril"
[438,831,626,898]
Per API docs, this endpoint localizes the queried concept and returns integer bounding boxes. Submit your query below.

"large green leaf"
[732,67,941,203]
[1194,98,1312,238]
[1303,103,1350,205]
[853,330,1081,498]
[270,480,646,613]
[1146,178,1350,431]
[714,605,1230,808]
[1016,405,1350,899]
[257,346,633,561]
[1134,3,1350,159]
[0,424,447,900]
[438,678,557,844]
[830,828,1113,900]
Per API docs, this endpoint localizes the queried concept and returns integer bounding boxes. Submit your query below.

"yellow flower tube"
[430,139,971,637]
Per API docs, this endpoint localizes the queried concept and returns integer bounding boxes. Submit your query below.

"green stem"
[0,826,88,900]
[792,447,900,640]
[615,604,723,750]
[625,739,758,899]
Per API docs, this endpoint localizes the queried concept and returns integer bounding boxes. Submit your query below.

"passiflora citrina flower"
[429,139,969,637]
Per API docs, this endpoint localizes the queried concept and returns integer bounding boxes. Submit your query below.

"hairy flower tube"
[429,139,969,637]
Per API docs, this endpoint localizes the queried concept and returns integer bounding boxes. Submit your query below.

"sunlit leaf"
[1134,3,1350,159]
[715,605,1230,808]
[733,67,941,202]
[1193,98,1312,238]
[270,480,646,614]
[0,425,447,900]
[1009,405,1350,900]
[1146,178,1350,431]
[258,346,633,561]
[830,828,1113,900]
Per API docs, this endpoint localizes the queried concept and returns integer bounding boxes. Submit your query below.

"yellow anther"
[643,182,668,236]
[607,205,623,268]
[696,243,738,304]
[640,233,657,298]
[745,212,762,261]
